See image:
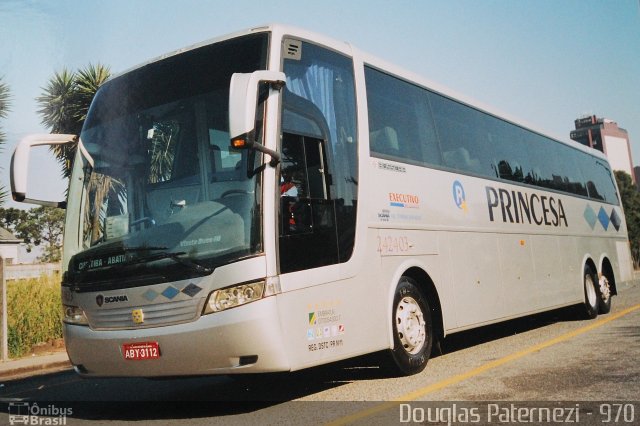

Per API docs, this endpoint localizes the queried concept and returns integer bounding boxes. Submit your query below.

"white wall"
[0,244,19,264]
[604,135,634,177]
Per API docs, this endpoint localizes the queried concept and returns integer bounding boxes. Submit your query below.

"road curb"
[0,359,71,381]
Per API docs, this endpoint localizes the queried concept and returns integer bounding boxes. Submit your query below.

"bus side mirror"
[10,133,82,208]
[229,70,286,166]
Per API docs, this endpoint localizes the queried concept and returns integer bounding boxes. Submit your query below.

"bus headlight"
[203,281,265,314]
[63,305,89,326]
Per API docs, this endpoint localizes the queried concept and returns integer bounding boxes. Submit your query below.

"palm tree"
[0,77,11,204]
[38,64,115,245]
[148,121,179,183]
[37,68,78,135]
[74,63,111,123]
[37,63,111,178]
[0,77,9,121]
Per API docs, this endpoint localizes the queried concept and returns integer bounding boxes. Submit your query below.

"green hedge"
[7,276,62,358]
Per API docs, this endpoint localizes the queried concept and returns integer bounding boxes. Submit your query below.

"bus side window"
[280,88,333,235]
[365,66,441,167]
[370,127,400,157]
[280,40,357,273]
[280,133,331,235]
[585,159,618,204]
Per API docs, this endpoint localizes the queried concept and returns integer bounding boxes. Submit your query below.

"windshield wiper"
[123,246,169,252]
[130,251,214,275]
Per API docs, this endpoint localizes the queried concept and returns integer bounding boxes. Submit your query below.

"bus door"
[279,129,338,273]
[277,39,359,274]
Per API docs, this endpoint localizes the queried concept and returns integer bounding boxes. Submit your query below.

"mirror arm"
[252,142,280,167]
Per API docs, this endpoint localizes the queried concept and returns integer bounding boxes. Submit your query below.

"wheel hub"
[395,296,426,354]
[599,275,611,302]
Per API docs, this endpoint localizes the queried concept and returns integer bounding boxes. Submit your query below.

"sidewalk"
[0,351,71,381]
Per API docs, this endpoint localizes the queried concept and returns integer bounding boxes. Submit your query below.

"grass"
[6,275,63,358]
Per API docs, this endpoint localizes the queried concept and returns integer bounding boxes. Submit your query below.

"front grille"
[86,298,203,330]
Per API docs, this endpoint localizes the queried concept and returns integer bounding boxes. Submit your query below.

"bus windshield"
[68,34,268,287]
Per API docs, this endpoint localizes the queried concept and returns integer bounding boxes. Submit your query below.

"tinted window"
[429,93,496,177]
[365,67,441,166]
[584,157,619,204]
[484,115,530,183]
[280,41,358,272]
[521,133,563,190]
[551,143,588,196]
[71,34,269,289]
[364,64,619,205]
[285,43,358,210]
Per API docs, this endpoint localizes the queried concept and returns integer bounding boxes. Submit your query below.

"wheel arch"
[582,254,597,278]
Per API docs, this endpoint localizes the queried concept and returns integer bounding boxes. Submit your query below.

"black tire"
[597,274,612,315]
[385,276,433,376]
[582,264,599,319]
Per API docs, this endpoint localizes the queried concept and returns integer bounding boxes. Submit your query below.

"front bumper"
[64,296,290,377]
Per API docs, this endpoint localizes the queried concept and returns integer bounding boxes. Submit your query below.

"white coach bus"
[11,24,633,377]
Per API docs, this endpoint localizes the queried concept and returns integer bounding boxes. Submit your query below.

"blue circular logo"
[452,180,467,211]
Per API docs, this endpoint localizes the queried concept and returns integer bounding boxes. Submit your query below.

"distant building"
[0,227,21,265]
[570,115,635,183]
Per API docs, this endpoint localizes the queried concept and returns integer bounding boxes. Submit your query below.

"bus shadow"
[438,304,583,355]
[2,369,350,420]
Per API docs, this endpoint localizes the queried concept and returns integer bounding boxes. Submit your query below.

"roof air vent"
[283,39,302,61]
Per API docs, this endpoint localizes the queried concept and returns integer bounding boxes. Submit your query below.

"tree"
[37,63,111,178]
[0,77,10,205]
[615,170,640,267]
[38,64,112,243]
[74,64,111,123]
[0,208,26,234]
[0,207,65,263]
[34,207,65,263]
[36,68,78,136]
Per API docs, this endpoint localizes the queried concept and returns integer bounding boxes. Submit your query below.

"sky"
[1,0,640,211]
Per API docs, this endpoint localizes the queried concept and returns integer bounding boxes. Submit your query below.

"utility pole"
[0,256,7,361]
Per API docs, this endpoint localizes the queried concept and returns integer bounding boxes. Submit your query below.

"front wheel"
[385,277,433,376]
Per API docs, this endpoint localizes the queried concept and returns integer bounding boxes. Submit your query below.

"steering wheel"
[220,189,249,198]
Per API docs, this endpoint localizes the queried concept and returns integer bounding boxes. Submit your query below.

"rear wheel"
[385,276,433,376]
[597,274,612,314]
[582,265,599,319]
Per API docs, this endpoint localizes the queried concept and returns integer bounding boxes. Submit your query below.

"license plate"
[122,342,161,360]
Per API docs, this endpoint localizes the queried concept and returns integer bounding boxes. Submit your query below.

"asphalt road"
[1,280,639,425]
